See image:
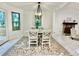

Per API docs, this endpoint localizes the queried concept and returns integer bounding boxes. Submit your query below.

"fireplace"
[63,22,77,36]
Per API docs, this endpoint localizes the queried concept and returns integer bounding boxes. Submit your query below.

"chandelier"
[35,2,42,16]
[35,2,42,29]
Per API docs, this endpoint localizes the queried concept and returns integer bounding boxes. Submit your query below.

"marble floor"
[3,37,71,56]
[53,34,79,55]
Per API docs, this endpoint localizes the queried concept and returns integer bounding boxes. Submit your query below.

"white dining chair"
[42,30,51,47]
[28,29,38,47]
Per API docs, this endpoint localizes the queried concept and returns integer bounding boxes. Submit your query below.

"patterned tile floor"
[3,37,71,56]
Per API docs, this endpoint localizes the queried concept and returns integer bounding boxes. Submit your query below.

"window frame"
[35,15,42,29]
[11,12,20,31]
[0,10,5,28]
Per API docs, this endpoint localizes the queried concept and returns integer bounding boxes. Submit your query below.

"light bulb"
[38,12,42,16]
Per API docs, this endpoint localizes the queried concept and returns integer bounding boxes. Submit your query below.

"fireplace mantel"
[63,22,77,25]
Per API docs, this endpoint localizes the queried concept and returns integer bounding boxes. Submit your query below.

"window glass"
[12,12,20,31]
[35,15,42,29]
[0,11,5,28]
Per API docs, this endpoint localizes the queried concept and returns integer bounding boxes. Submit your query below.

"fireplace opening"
[63,22,77,36]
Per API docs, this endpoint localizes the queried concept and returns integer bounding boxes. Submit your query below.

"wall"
[53,6,79,36]
[0,28,6,36]
[0,3,24,40]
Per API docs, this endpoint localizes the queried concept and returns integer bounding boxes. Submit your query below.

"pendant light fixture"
[35,2,42,29]
[35,2,42,16]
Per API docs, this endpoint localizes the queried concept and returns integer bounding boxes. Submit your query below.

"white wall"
[42,10,52,30]
[53,6,79,36]
[0,3,24,40]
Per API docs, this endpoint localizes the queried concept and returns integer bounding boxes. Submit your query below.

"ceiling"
[3,2,79,11]
[5,2,66,11]
[6,2,64,7]
[65,2,79,9]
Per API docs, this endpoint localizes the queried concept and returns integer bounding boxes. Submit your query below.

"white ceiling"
[4,2,79,11]
[65,2,79,9]
[57,2,79,12]
[5,2,64,7]
[5,2,66,11]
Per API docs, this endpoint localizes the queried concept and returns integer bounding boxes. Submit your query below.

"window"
[0,11,5,28]
[35,15,42,29]
[12,12,20,31]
